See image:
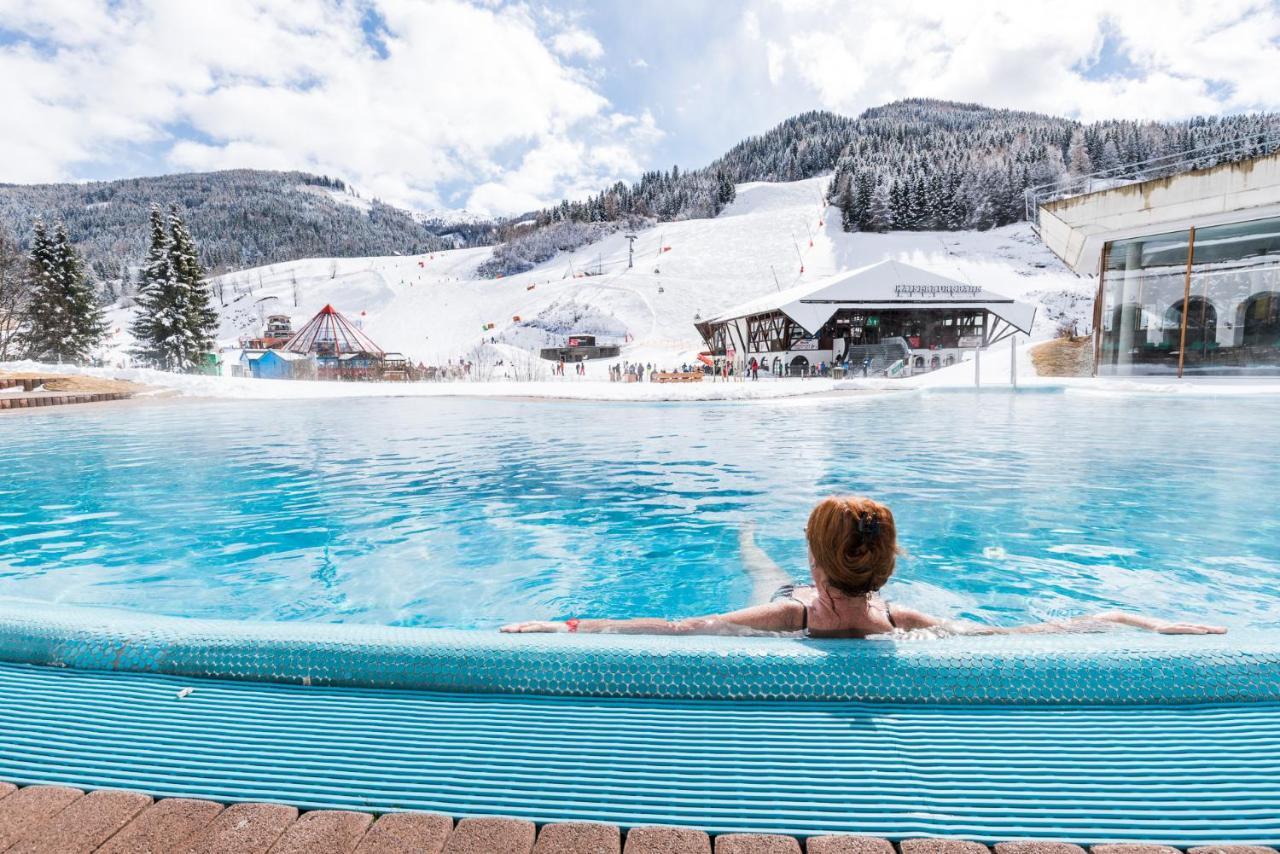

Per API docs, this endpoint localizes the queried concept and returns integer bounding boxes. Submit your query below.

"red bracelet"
[565,619,580,633]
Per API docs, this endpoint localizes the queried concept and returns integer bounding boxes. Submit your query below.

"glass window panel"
[1099,229,1190,375]
[1183,217,1280,375]
[1098,215,1280,376]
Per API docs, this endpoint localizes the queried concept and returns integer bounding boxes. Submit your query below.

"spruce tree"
[21,221,105,363]
[167,205,218,367]
[130,206,178,368]
[130,204,218,371]
[0,225,31,361]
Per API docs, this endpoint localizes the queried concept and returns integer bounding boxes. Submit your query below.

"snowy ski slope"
[101,177,1092,370]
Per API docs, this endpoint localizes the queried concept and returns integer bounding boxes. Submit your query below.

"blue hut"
[252,350,316,380]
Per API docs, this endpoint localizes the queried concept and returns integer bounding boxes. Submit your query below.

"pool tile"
[267,809,374,854]
[6,788,151,854]
[0,786,84,850]
[442,816,536,854]
[354,812,453,854]
[1187,848,1279,854]
[623,825,712,853]
[1091,847,1180,854]
[533,821,621,853]
[806,836,895,854]
[715,833,802,853]
[97,797,224,854]
[181,802,299,854]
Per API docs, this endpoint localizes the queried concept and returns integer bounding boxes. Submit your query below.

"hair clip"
[857,513,880,538]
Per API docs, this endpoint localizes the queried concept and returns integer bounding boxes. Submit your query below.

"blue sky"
[1,0,1278,216]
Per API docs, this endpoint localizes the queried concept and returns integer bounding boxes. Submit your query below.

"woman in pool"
[501,496,1226,637]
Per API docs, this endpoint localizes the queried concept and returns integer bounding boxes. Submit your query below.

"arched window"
[1163,297,1218,350]
[1241,292,1280,347]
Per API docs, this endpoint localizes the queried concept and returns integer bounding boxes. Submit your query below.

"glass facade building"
[1096,215,1280,375]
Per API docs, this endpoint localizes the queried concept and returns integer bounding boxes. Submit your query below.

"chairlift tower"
[625,234,637,269]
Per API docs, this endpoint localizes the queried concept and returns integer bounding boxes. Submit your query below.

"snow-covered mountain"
[0,170,499,280]
[100,177,1091,370]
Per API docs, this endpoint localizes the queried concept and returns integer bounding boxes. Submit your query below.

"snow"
[9,355,1280,402]
[83,175,1110,395]
[295,184,373,213]
[412,208,491,227]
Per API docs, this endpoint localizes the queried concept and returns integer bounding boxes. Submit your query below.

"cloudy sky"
[2,0,1278,216]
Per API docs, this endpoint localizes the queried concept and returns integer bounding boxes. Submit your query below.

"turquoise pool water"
[1,391,1278,631]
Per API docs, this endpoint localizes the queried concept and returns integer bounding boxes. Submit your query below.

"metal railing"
[1025,132,1280,227]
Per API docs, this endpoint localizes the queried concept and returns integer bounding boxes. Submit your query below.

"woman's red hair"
[806,496,899,595]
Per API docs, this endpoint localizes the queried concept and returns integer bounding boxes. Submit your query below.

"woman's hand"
[1155,621,1227,635]
[1095,610,1226,635]
[500,621,568,633]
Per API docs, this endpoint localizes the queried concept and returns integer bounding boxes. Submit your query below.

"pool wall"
[1,602,1276,704]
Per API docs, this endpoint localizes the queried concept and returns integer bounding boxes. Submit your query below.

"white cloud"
[551,28,604,61]
[3,0,1277,220]
[0,0,647,216]
[466,109,662,214]
[739,0,1280,122]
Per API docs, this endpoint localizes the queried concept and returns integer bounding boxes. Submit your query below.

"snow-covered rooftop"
[704,259,1037,335]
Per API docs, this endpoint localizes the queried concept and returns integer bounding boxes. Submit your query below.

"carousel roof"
[282,304,385,357]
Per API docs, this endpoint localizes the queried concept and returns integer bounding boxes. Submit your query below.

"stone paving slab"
[354,811,453,854]
[714,832,803,853]
[808,836,898,854]
[0,786,85,850]
[995,844,1087,854]
[6,788,151,854]
[96,797,224,854]
[441,816,537,854]
[268,809,374,854]
[0,784,1278,854]
[622,825,712,854]
[533,821,622,853]
[180,801,299,854]
[902,842,991,854]
[0,390,133,410]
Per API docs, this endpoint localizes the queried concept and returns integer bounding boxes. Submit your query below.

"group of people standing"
[554,359,586,377]
[610,362,650,382]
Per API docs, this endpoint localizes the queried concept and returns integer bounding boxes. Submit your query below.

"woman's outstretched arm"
[500,600,806,636]
[953,610,1226,636]
[1085,610,1225,634]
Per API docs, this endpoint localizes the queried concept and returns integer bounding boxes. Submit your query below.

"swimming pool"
[3,389,1280,843]
[2,390,1279,633]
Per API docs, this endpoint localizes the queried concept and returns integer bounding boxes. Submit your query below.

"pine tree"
[168,205,218,366]
[888,180,905,230]
[851,171,876,231]
[1068,129,1093,175]
[21,221,105,363]
[0,225,30,361]
[130,205,219,371]
[867,180,892,232]
[837,181,856,231]
[130,206,177,368]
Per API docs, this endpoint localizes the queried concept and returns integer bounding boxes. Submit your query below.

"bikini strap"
[884,600,898,629]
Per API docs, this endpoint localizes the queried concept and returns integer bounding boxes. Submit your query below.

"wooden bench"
[652,372,704,383]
